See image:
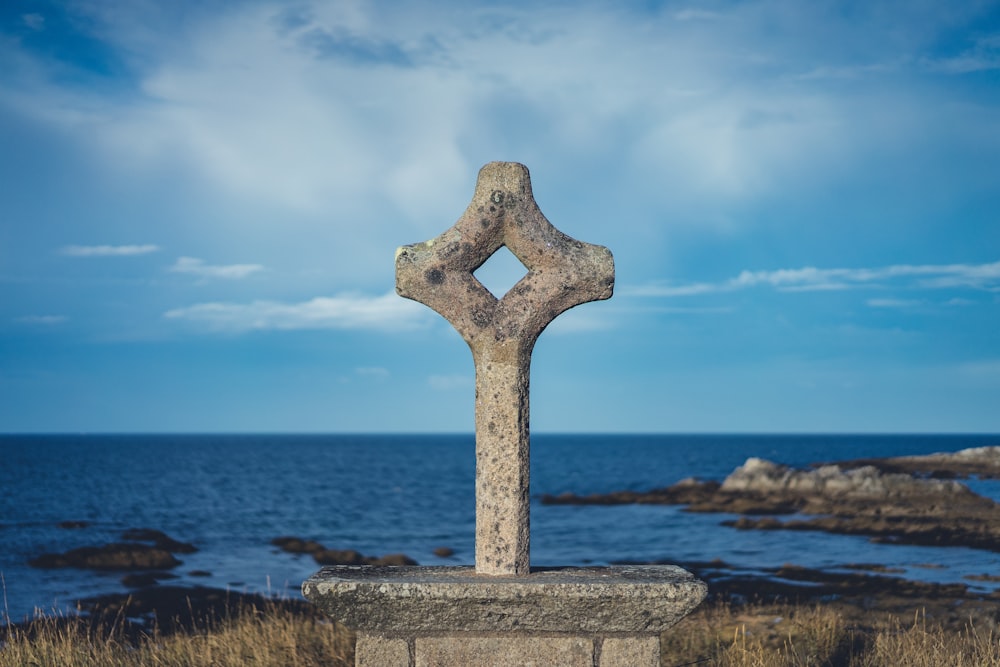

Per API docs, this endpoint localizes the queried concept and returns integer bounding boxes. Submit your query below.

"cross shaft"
[395,162,614,575]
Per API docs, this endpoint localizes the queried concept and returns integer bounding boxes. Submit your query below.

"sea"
[2,433,1000,624]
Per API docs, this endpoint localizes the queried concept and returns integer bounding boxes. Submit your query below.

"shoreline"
[543,446,1000,553]
[5,438,1000,631]
[5,560,994,643]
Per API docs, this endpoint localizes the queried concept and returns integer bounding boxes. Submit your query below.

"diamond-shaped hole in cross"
[473,246,529,299]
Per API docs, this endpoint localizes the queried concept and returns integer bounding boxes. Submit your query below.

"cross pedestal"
[303,163,705,666]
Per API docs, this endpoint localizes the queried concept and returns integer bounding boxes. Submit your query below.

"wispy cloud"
[866,298,923,308]
[630,261,1000,297]
[923,34,1000,74]
[60,244,160,257]
[8,0,996,245]
[672,9,731,22]
[169,256,264,280]
[957,359,1000,378]
[22,14,45,31]
[163,292,428,332]
[14,315,68,325]
[297,25,421,67]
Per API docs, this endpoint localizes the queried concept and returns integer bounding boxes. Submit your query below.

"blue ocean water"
[2,433,999,623]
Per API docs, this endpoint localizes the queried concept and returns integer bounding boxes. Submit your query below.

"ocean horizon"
[3,432,999,624]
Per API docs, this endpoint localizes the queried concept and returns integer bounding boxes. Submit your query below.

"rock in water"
[30,544,181,570]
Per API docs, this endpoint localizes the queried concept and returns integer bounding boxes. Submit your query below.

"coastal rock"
[271,536,325,554]
[312,549,369,565]
[272,536,417,566]
[541,479,722,507]
[271,537,326,554]
[30,544,181,570]
[541,456,1000,552]
[825,445,1000,479]
[720,457,972,500]
[312,549,417,567]
[29,528,196,571]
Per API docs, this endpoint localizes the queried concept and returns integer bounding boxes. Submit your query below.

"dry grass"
[0,598,354,667]
[3,597,999,666]
[662,602,1000,667]
[859,612,1000,667]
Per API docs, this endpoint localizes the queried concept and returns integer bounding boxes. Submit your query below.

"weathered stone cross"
[306,163,702,666]
[395,162,614,576]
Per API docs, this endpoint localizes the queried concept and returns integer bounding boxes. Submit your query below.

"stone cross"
[395,162,614,575]
[306,163,703,666]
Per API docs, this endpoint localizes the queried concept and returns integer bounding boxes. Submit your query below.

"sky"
[1,0,999,434]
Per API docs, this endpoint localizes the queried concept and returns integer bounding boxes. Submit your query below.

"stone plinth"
[302,565,707,667]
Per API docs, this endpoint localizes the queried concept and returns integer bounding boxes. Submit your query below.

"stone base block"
[354,632,664,667]
[303,565,706,667]
[416,635,592,667]
[356,635,410,667]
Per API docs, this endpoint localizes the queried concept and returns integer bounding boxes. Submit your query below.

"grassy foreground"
[2,597,999,666]
[663,600,1000,666]
[0,597,353,667]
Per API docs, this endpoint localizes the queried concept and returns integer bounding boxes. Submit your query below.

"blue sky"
[1,0,998,433]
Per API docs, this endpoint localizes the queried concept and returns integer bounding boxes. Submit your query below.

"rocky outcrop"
[542,456,1000,552]
[542,478,723,507]
[30,544,182,570]
[271,537,325,554]
[721,457,969,498]
[271,536,418,566]
[29,529,196,571]
[311,549,416,566]
[825,445,1000,479]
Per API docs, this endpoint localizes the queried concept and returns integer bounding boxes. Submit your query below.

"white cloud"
[866,298,923,308]
[14,315,68,325]
[163,291,429,332]
[628,282,727,298]
[72,3,474,218]
[22,14,45,31]
[4,0,998,286]
[169,256,264,279]
[923,34,1000,74]
[956,359,1000,378]
[630,261,1000,297]
[673,9,730,22]
[60,244,160,257]
[0,0,914,225]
